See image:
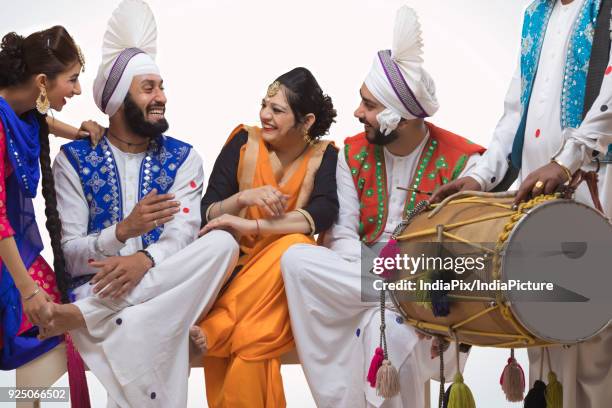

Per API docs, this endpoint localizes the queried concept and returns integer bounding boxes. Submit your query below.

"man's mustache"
[358,117,373,127]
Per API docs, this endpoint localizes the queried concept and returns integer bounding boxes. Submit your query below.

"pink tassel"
[378,239,400,279]
[65,334,91,408]
[499,354,525,402]
[367,347,384,387]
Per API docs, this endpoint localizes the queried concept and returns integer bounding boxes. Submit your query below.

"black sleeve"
[200,130,248,227]
[303,144,339,234]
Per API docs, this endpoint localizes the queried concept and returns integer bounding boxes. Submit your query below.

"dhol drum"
[387,192,612,348]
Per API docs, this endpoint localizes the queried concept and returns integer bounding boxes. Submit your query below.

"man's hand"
[199,214,257,238]
[513,162,570,207]
[90,253,153,299]
[237,186,289,217]
[115,189,180,242]
[430,176,482,204]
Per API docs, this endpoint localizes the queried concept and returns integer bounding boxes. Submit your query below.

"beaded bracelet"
[137,249,156,268]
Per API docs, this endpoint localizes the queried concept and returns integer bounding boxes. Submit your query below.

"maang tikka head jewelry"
[267,81,281,98]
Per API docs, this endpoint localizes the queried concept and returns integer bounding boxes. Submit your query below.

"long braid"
[36,113,70,303]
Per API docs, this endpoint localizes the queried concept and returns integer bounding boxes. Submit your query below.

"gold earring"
[76,45,86,72]
[303,128,314,146]
[36,88,50,114]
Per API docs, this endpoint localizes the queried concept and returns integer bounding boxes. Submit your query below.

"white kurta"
[53,138,204,280]
[52,139,240,407]
[465,1,612,407]
[282,132,480,408]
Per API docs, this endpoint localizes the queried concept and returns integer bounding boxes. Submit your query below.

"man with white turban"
[281,6,484,408]
[41,1,238,406]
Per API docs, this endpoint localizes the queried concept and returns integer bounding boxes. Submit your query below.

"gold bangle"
[207,200,223,222]
[205,204,214,222]
[295,208,316,236]
[551,158,572,182]
[23,284,41,302]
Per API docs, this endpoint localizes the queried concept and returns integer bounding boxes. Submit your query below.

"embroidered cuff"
[295,208,316,236]
[95,224,126,256]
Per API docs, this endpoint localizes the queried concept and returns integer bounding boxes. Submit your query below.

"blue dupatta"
[0,97,59,370]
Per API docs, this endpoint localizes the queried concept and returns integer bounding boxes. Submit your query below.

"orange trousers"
[200,233,313,408]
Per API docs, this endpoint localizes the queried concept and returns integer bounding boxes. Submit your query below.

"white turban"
[364,6,439,135]
[93,0,160,117]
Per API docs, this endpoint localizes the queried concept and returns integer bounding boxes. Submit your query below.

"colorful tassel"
[431,293,450,316]
[378,239,400,279]
[375,359,400,398]
[447,372,476,408]
[545,371,563,408]
[65,334,91,408]
[430,270,451,317]
[499,349,525,402]
[524,380,547,408]
[414,271,433,310]
[367,347,384,387]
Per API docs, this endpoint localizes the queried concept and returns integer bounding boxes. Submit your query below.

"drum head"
[502,200,612,343]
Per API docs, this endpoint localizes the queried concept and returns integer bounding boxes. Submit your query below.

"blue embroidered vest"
[62,134,192,249]
[511,0,603,167]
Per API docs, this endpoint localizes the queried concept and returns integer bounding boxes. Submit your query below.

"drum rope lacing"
[493,194,558,347]
[390,193,560,347]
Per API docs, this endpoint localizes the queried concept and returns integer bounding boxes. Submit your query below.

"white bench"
[15,345,433,408]
[13,344,300,408]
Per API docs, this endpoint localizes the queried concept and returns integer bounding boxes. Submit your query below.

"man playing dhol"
[281,6,484,408]
[432,0,612,406]
[42,1,238,406]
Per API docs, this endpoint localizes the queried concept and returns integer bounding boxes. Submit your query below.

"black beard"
[360,118,400,146]
[366,128,400,146]
[123,93,169,139]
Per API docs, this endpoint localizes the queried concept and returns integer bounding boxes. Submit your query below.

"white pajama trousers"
[527,326,612,408]
[281,244,464,408]
[70,230,239,408]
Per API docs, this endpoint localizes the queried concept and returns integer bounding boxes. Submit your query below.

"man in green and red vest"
[281,6,485,408]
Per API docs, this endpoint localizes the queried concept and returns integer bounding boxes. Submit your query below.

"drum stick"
[397,186,433,196]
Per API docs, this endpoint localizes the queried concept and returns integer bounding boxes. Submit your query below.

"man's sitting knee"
[281,244,313,278]
[207,230,239,256]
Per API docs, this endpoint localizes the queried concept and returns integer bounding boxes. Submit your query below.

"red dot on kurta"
[606,66,612,75]
[189,180,197,188]
[182,207,190,213]
[535,129,541,138]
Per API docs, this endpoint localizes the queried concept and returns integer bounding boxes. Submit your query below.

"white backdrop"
[0,0,531,406]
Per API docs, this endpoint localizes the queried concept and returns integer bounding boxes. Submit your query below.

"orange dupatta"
[225,125,330,265]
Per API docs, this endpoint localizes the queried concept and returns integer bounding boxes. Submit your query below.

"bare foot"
[189,326,207,365]
[38,303,85,340]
